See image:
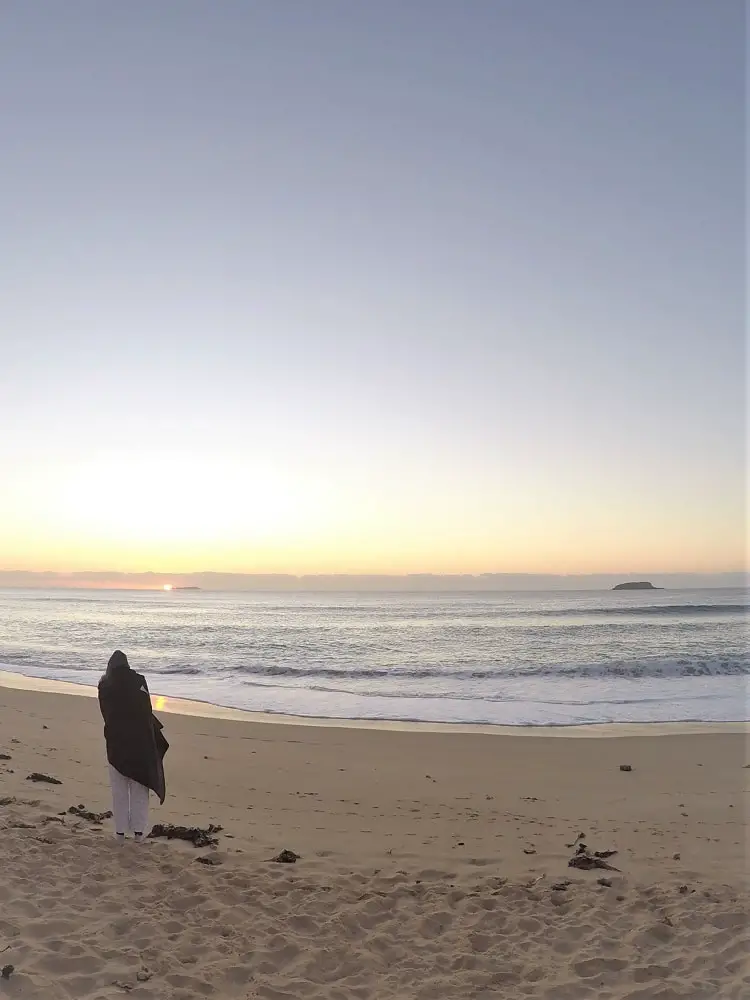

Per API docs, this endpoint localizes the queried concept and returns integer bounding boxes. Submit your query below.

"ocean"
[0,587,747,726]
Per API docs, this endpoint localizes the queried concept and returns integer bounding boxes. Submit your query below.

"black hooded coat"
[97,651,169,804]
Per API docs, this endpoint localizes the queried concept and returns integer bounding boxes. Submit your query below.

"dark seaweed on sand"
[149,823,222,848]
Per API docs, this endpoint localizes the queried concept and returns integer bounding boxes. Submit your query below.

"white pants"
[109,764,150,834]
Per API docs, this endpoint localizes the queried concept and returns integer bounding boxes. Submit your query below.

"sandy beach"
[0,675,747,999]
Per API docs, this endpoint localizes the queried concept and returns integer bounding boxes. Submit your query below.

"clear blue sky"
[1,1,745,575]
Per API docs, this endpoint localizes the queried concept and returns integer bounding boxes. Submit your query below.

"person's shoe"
[133,832,145,843]
[114,832,126,844]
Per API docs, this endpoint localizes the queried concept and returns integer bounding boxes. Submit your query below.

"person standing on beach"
[97,650,169,842]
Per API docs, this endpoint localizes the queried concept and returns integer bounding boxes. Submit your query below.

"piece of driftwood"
[524,874,545,889]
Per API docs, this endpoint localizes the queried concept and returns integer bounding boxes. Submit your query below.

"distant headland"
[612,581,663,591]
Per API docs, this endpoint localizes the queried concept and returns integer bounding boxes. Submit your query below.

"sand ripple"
[0,801,747,1000]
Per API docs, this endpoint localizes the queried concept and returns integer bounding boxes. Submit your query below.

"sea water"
[0,587,747,726]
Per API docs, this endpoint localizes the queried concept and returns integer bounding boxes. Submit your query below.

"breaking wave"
[183,656,750,683]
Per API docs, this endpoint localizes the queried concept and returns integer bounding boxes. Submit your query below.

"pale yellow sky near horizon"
[0,450,743,576]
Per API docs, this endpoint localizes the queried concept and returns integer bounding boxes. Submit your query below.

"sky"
[1,1,745,579]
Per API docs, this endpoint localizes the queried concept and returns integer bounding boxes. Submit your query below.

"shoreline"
[1,667,747,738]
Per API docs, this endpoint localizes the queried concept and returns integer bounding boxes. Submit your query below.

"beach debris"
[0,754,11,761]
[523,848,537,855]
[678,885,690,894]
[551,880,572,891]
[1,796,40,808]
[271,849,300,864]
[68,805,113,824]
[568,843,621,872]
[672,853,681,861]
[569,855,620,872]
[112,981,133,992]
[196,856,221,866]
[149,823,222,848]
[565,832,586,848]
[619,764,632,772]
[597,878,613,888]
[525,874,546,889]
[572,842,617,859]
[26,772,62,785]
[137,969,153,982]
[1,965,14,980]
[43,815,65,825]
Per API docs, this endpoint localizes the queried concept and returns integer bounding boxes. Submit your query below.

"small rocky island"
[612,581,663,591]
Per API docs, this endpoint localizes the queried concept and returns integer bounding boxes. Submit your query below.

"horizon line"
[1,569,746,578]
[0,568,745,593]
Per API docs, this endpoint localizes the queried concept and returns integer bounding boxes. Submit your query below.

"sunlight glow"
[0,449,743,577]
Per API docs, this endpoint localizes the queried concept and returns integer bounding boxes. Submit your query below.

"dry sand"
[0,675,748,999]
